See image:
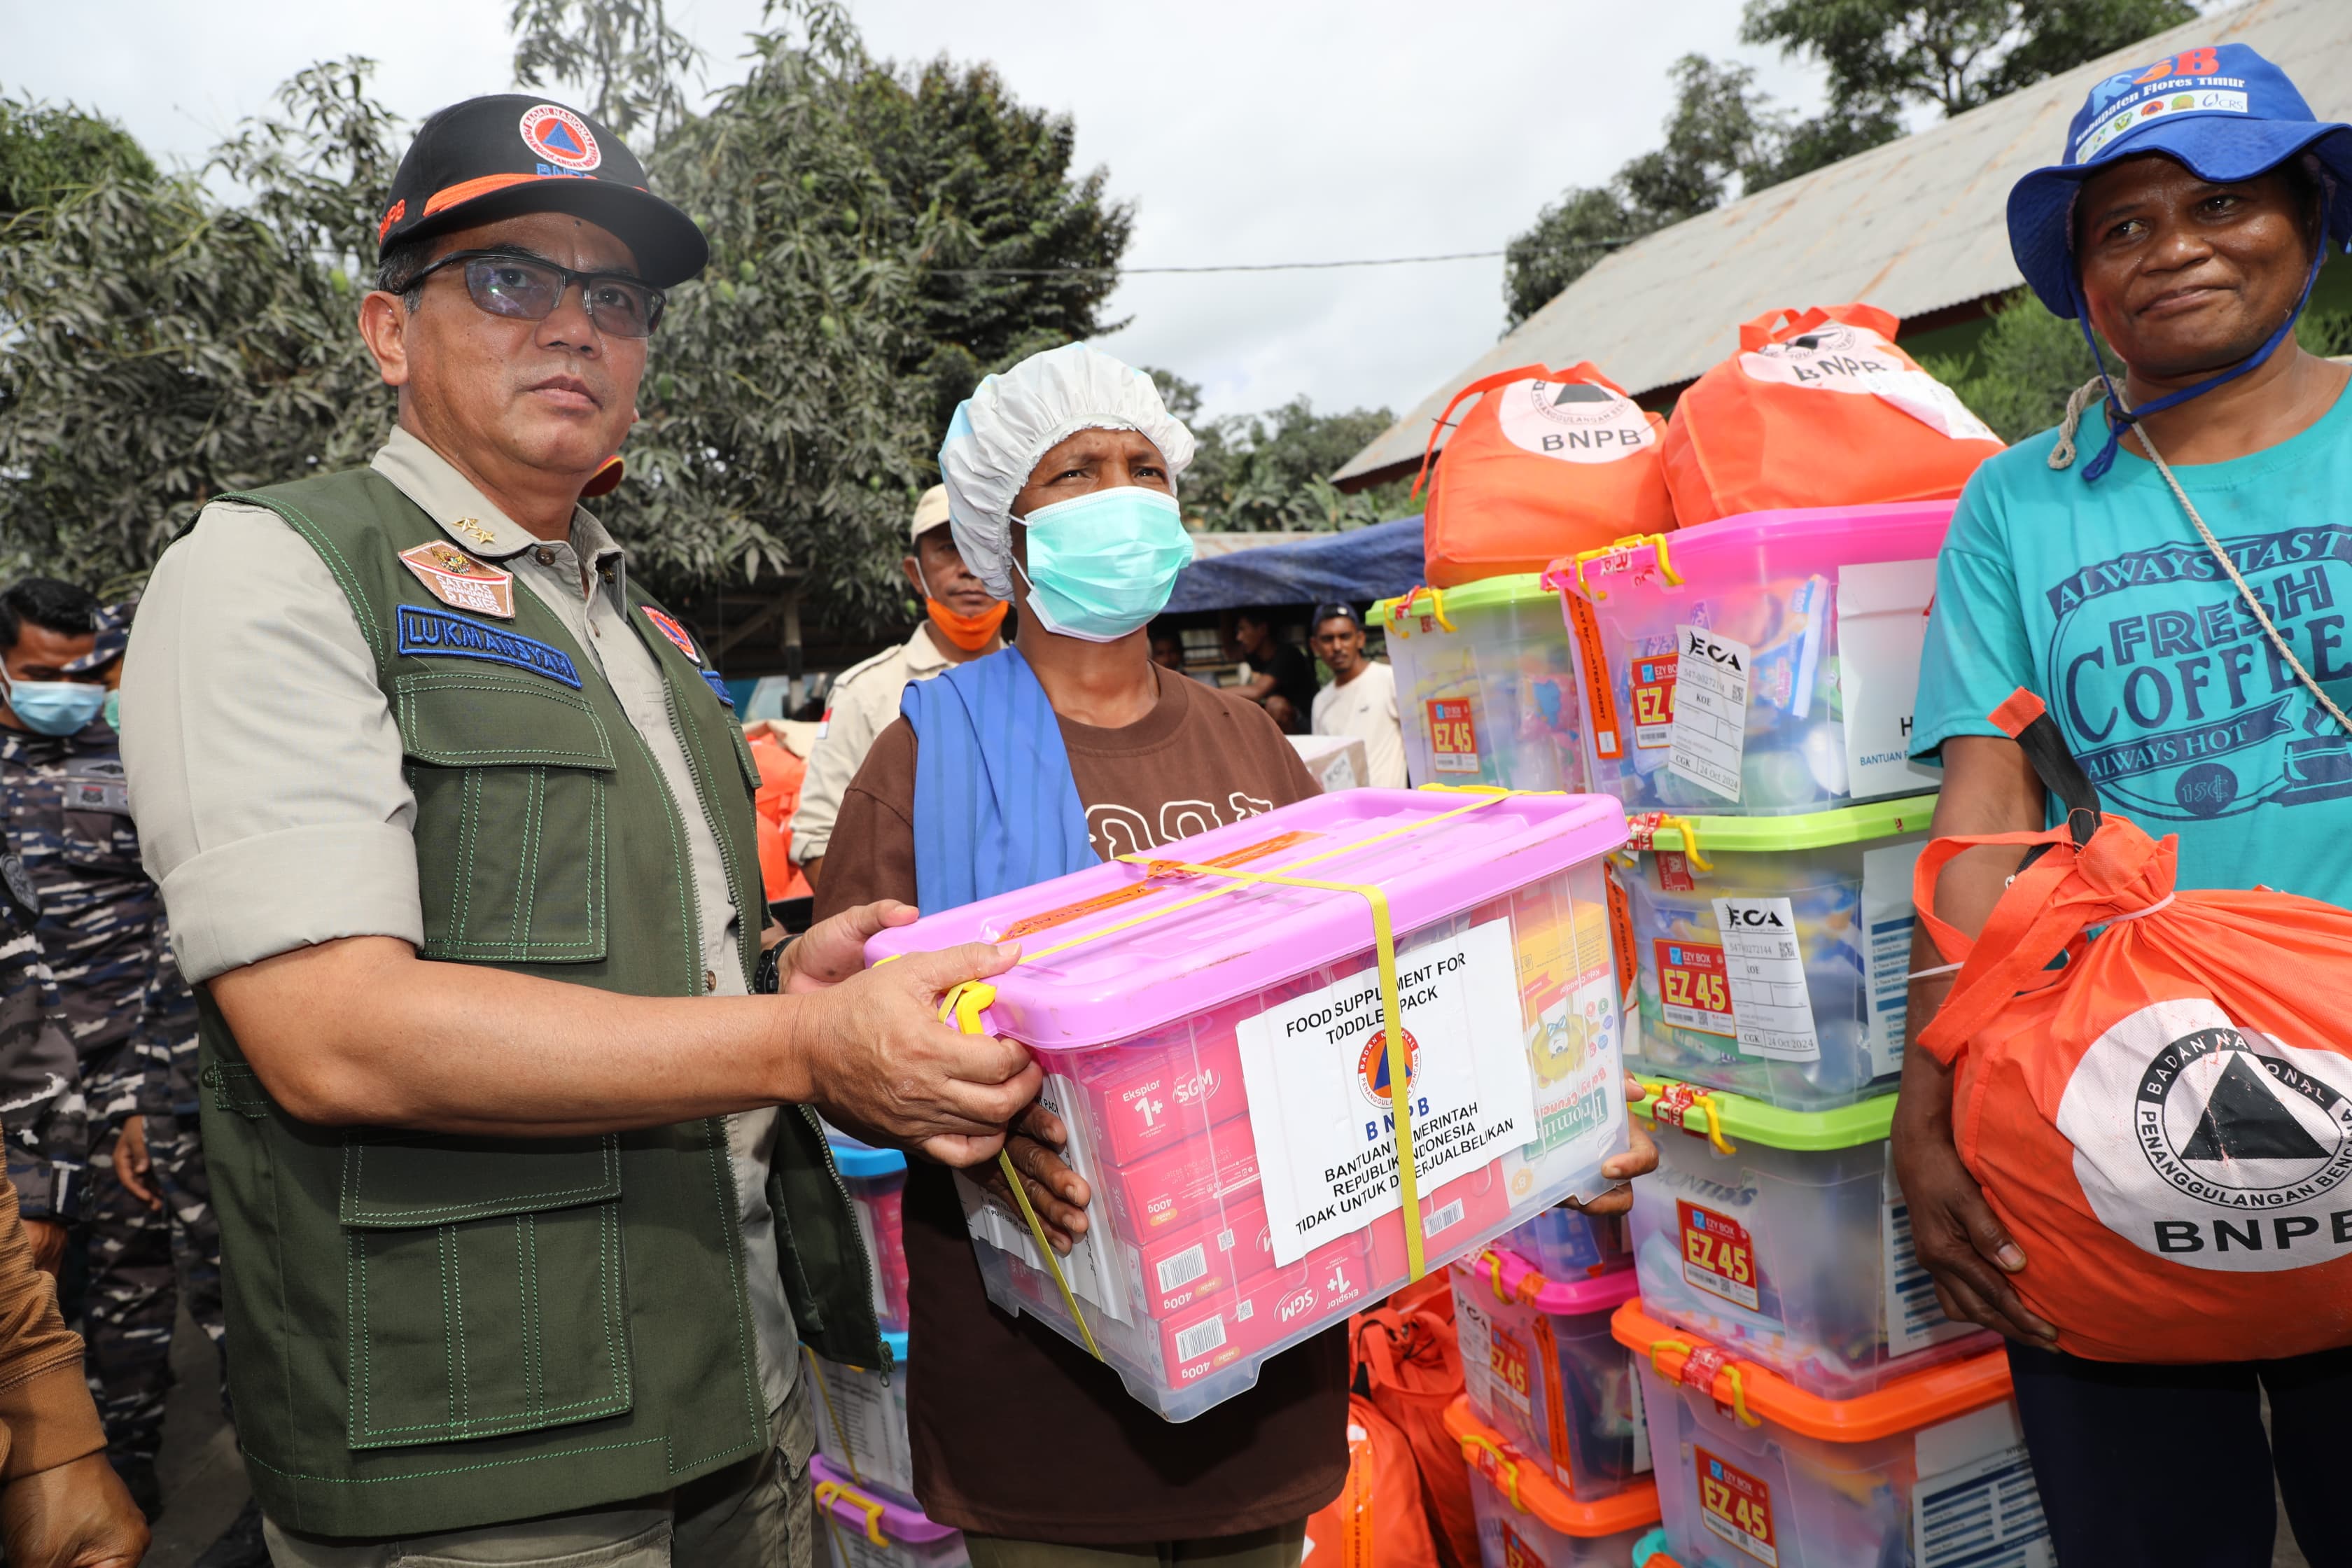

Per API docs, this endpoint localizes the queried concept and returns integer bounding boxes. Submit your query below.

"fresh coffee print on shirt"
[2047,524,2352,820]
[1087,794,1278,860]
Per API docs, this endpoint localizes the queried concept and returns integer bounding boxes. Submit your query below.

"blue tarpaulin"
[1161,515,1425,613]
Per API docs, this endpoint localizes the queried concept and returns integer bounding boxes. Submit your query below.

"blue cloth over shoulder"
[900,645,1096,910]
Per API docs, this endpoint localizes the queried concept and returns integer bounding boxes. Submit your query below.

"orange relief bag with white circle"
[1662,304,2004,526]
[1914,688,2352,1362]
[1414,362,1674,587]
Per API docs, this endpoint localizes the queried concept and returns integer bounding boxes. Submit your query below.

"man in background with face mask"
[0,576,186,1523]
[791,484,1004,892]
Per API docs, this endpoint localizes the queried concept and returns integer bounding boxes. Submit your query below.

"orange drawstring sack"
[1303,1392,1438,1568]
[1354,1308,1476,1568]
[1661,304,2004,527]
[746,727,813,903]
[1413,362,1674,587]
[1914,688,2352,1362]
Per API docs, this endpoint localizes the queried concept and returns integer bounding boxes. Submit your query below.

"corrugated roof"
[1336,0,2352,486]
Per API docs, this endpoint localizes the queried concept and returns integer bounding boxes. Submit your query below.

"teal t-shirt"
[1912,387,2352,899]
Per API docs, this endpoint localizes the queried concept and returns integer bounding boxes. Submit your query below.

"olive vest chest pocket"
[396,673,614,964]
[342,1132,630,1448]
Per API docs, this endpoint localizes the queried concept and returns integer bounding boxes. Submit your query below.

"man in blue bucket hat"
[1897,40,2352,1566]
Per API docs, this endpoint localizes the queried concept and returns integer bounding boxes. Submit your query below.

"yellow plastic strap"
[1639,1077,1736,1156]
[1570,532,1682,601]
[1386,584,1455,636]
[1647,1336,1761,1428]
[801,1348,862,1485]
[813,1478,890,1547]
[1458,1432,1525,1511]
[1118,855,1428,1280]
[938,981,1105,1362]
[1657,813,1714,874]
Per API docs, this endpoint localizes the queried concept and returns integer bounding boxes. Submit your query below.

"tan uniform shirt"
[120,427,798,1410]
[790,626,967,866]
[1311,659,1409,789]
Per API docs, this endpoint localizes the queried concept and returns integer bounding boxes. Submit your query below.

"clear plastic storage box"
[1618,796,1934,1112]
[864,790,1632,1421]
[1453,1247,1648,1499]
[1446,1396,1660,1567]
[1374,577,1590,792]
[1629,1086,1991,1399]
[806,1330,912,1504]
[831,1140,909,1335]
[1553,503,1952,816]
[1503,1205,1630,1281]
[811,1456,969,1568]
[1615,1300,2049,1568]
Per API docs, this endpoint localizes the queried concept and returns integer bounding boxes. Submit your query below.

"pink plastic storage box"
[1553,503,1953,816]
[1453,1247,1648,1501]
[865,788,1633,1421]
[811,1456,969,1568]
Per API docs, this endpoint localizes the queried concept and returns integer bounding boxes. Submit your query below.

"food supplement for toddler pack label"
[1668,627,1752,802]
[1426,697,1480,774]
[1714,897,1821,1060]
[1861,840,1926,1079]
[1836,559,1942,799]
[1679,1200,1760,1310]
[1912,1404,2053,1568]
[1238,920,1536,1267]
[1631,652,1679,750]
[1655,939,1735,1037]
[1695,1446,1779,1564]
[1487,1324,1534,1417]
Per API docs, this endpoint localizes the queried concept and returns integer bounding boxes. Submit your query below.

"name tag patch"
[396,604,582,688]
[643,607,699,663]
[398,542,516,619]
[64,776,132,814]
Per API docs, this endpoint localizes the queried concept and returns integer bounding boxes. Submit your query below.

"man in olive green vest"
[116,94,1040,1566]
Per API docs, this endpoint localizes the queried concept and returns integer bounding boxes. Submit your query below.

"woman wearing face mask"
[813,344,1341,1564]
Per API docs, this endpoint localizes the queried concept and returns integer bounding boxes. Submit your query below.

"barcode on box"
[1158,1245,1210,1293]
[1176,1315,1227,1362]
[1425,1200,1466,1236]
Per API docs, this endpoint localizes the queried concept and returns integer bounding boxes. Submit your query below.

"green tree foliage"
[1503,56,1785,326]
[510,0,701,144]
[1506,1,2196,327]
[0,98,153,218]
[848,59,1132,438]
[1741,0,2198,121]
[1145,370,1411,532]
[0,63,397,591]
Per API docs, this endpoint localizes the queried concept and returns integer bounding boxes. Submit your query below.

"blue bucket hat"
[2009,42,2352,318]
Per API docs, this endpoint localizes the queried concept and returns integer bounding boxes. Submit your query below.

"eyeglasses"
[405,250,666,338]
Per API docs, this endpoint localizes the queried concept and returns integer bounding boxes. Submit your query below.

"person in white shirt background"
[1308,602,1407,790]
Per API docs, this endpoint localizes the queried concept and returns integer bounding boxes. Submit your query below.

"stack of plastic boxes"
[1551,503,2054,1562]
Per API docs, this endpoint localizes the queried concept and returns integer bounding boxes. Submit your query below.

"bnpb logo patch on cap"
[519,104,601,172]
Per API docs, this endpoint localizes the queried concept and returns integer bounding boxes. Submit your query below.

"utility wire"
[928,236,1633,279]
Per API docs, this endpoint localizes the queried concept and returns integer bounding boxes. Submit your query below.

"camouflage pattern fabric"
[0,855,85,1220]
[134,937,225,1406]
[1,720,186,1464]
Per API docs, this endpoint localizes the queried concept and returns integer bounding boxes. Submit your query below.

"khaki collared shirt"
[120,427,797,1411]
[790,625,984,865]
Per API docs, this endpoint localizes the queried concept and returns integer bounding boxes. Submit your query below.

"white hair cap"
[937,342,1197,600]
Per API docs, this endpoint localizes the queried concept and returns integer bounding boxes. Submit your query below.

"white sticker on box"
[1912,1403,2053,1568]
[1882,1162,1978,1357]
[1713,897,1819,1060]
[1667,626,1751,802]
[1835,559,1942,801]
[1627,1365,1652,1474]
[1238,919,1536,1268]
[1861,839,1927,1079]
[1453,1289,1494,1409]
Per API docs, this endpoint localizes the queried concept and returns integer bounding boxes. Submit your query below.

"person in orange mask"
[791,485,1008,890]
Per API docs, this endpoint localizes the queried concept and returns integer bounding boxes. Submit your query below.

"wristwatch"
[755,939,785,995]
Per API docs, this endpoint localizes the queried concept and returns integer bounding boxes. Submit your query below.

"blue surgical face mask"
[1014,486,1194,643]
[0,668,107,737]
[102,690,121,732]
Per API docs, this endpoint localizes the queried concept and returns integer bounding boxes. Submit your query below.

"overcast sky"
[7,0,1830,426]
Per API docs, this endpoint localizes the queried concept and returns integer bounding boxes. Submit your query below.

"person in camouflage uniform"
[0,850,83,1261]
[0,580,178,1518]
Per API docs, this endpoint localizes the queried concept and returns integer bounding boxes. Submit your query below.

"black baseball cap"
[1312,602,1365,629]
[377,94,708,288]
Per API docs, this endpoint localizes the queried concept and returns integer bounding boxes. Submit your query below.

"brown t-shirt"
[816,666,1344,1543]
